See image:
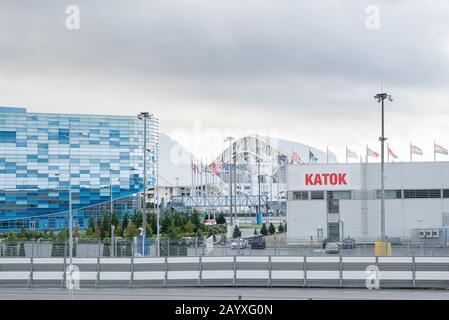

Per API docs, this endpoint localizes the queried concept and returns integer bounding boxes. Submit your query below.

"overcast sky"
[1,0,449,162]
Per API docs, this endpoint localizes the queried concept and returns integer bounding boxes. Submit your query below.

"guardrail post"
[303,256,307,287]
[233,255,237,287]
[198,256,202,287]
[96,256,100,288]
[339,255,343,287]
[268,256,272,288]
[129,256,134,288]
[164,256,168,287]
[412,255,416,288]
[29,257,34,288]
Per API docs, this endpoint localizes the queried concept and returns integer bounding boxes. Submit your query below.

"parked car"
[250,236,266,249]
[231,239,247,249]
[219,234,227,246]
[342,237,356,249]
[195,236,205,247]
[325,242,340,254]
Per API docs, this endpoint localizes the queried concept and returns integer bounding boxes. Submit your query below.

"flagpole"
[346,145,348,164]
[326,146,329,164]
[308,146,311,165]
[410,142,412,162]
[387,143,389,163]
[365,144,368,163]
[434,141,436,162]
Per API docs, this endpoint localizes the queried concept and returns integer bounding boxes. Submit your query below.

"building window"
[310,191,324,200]
[376,190,402,199]
[443,189,449,198]
[404,189,441,199]
[291,191,308,200]
[332,191,351,200]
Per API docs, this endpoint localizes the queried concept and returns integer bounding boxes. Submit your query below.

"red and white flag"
[209,162,221,174]
[291,151,301,162]
[367,146,379,158]
[434,143,448,155]
[410,144,423,155]
[388,147,398,159]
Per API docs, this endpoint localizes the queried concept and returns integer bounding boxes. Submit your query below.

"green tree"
[88,216,95,231]
[111,212,119,228]
[260,223,268,236]
[207,228,213,239]
[216,213,226,225]
[102,214,111,238]
[278,223,284,233]
[115,225,123,238]
[268,223,276,235]
[233,225,241,238]
[122,213,129,231]
[184,220,195,234]
[124,222,139,239]
[284,222,287,232]
[96,217,103,239]
[85,226,95,238]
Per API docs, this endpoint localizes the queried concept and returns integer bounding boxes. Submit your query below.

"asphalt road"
[1,287,449,300]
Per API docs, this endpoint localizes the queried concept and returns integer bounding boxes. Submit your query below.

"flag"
[209,162,221,174]
[291,151,301,162]
[367,146,379,158]
[434,143,448,155]
[327,148,337,163]
[346,147,358,159]
[309,150,318,162]
[388,147,398,159]
[278,153,288,165]
[410,144,423,155]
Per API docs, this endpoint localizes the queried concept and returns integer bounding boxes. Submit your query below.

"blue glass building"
[0,106,158,232]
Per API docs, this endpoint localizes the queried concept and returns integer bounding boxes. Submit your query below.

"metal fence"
[1,255,449,289]
[2,238,449,257]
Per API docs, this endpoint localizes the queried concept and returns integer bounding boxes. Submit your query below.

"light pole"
[110,169,113,220]
[65,129,87,300]
[374,92,393,242]
[224,137,234,225]
[257,158,261,223]
[138,112,151,256]
[111,225,115,257]
[337,218,344,242]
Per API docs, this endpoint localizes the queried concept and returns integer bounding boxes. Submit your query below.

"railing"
[1,255,449,288]
[2,239,449,257]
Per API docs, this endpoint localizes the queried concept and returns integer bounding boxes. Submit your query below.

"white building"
[287,161,449,245]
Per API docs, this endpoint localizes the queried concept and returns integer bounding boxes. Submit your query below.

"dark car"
[195,236,205,247]
[250,236,266,249]
[342,237,356,249]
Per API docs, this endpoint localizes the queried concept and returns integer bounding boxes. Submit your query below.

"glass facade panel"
[0,107,158,232]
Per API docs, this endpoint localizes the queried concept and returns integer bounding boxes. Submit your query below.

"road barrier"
[1,256,448,289]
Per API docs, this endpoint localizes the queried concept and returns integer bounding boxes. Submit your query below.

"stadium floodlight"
[374,92,393,242]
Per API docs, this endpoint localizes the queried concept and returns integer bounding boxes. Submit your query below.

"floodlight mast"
[374,92,393,242]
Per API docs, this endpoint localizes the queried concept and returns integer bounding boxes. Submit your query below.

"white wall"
[287,200,327,244]
[286,162,449,243]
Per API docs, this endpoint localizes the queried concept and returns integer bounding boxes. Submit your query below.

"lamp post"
[110,169,113,220]
[138,112,151,256]
[337,218,344,242]
[224,137,234,225]
[374,92,393,242]
[65,129,88,300]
